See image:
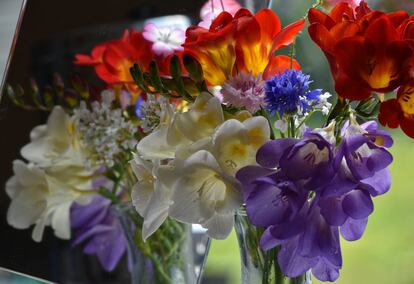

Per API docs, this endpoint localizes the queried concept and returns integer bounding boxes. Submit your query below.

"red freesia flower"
[75,30,154,89]
[379,81,414,138]
[183,8,305,86]
[308,1,413,100]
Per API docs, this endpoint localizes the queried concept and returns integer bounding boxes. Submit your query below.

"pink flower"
[323,0,361,8]
[221,72,265,113]
[199,0,242,28]
[143,23,185,57]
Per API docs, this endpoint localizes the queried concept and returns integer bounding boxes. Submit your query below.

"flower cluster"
[74,92,138,168]
[309,1,414,137]
[5,0,410,281]
[71,194,129,272]
[237,120,393,281]
[131,93,270,239]
[184,8,305,86]
[265,70,322,117]
[6,107,96,242]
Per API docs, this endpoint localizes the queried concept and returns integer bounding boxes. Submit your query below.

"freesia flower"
[200,0,241,20]
[130,155,171,241]
[199,0,242,28]
[71,195,129,272]
[6,160,92,242]
[143,23,185,56]
[166,150,242,239]
[323,0,361,9]
[21,106,85,168]
[74,30,154,93]
[308,1,412,100]
[184,9,305,86]
[133,93,270,239]
[237,121,393,281]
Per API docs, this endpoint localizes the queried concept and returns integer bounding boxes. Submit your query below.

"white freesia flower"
[137,92,224,160]
[133,91,271,239]
[173,92,224,142]
[130,155,171,241]
[137,101,187,160]
[21,106,84,167]
[6,160,91,242]
[167,150,242,239]
[212,117,270,175]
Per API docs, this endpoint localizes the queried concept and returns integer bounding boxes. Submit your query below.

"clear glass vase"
[235,209,312,284]
[239,0,273,12]
[113,204,210,284]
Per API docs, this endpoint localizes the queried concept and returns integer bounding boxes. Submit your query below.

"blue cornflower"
[264,69,322,117]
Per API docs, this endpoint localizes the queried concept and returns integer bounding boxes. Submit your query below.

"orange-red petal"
[272,19,306,51]
[263,55,300,79]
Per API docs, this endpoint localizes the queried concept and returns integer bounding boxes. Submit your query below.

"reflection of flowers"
[74,92,138,168]
[322,0,361,8]
[143,23,185,57]
[71,195,129,272]
[6,106,96,242]
[199,0,242,28]
[20,106,85,168]
[75,30,153,89]
[6,160,92,242]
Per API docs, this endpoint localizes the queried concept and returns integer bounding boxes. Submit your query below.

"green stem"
[289,116,295,138]
[289,39,296,70]
[295,110,316,135]
[262,108,276,139]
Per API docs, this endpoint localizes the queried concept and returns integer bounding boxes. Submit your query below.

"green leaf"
[43,86,55,109]
[130,64,152,93]
[53,73,65,102]
[30,79,44,109]
[183,54,204,83]
[182,77,199,97]
[70,74,90,100]
[149,60,165,93]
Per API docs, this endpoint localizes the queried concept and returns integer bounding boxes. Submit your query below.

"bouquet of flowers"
[4,0,414,283]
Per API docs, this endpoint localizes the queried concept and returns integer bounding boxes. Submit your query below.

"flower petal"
[340,217,368,241]
[256,138,299,168]
[342,190,373,219]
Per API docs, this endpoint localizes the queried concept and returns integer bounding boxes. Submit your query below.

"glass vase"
[239,0,273,12]
[113,204,210,284]
[234,209,312,284]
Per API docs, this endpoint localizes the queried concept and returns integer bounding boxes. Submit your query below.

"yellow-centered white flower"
[21,106,86,167]
[133,93,270,239]
[6,160,91,242]
[130,155,171,241]
[7,106,95,242]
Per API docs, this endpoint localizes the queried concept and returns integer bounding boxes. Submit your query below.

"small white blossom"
[274,119,288,133]
[139,96,167,134]
[74,96,137,168]
[316,92,332,116]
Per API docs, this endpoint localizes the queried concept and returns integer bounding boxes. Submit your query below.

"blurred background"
[0,0,413,283]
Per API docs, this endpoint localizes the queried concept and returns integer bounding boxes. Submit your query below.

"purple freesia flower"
[236,121,393,282]
[71,195,129,272]
[319,121,393,241]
